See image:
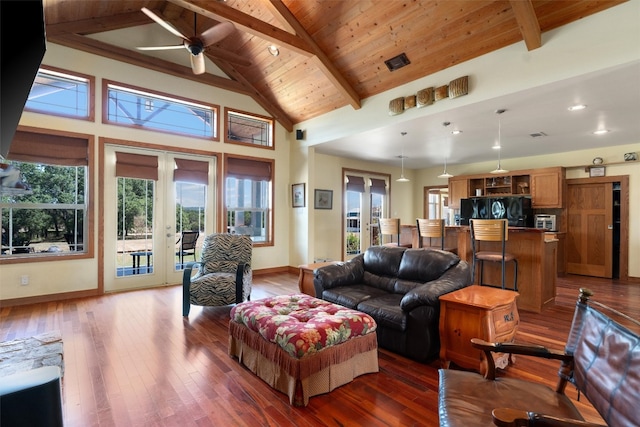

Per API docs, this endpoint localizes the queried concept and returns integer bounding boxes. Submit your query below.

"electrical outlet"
[21,275,29,286]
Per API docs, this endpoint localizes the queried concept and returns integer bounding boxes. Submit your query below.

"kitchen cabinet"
[530,167,565,208]
[447,167,564,208]
[448,178,468,209]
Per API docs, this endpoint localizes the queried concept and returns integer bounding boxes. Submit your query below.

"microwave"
[534,214,556,231]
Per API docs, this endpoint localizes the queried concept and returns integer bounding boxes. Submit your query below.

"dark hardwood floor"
[1,272,638,426]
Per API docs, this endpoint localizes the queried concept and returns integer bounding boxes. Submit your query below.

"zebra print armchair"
[182,233,252,316]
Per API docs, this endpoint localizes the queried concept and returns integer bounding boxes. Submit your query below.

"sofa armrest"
[313,255,364,294]
[400,260,471,311]
[492,408,606,427]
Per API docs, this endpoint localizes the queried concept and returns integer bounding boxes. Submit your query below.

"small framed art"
[314,189,333,210]
[292,183,305,208]
[589,166,606,177]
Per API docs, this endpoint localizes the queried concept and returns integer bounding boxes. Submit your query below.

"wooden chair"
[416,218,456,253]
[438,288,640,427]
[176,231,199,268]
[469,219,517,291]
[378,218,411,248]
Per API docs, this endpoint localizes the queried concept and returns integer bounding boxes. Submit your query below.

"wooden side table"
[297,261,338,297]
[439,285,519,374]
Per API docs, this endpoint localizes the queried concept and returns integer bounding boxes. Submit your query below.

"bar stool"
[416,218,457,253]
[378,218,412,248]
[469,219,518,291]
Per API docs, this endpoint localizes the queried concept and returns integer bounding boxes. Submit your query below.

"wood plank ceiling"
[43,0,625,132]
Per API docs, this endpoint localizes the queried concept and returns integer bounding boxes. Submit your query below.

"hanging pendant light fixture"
[397,131,410,182]
[438,121,454,178]
[490,109,509,174]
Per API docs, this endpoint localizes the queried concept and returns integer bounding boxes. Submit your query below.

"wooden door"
[566,181,613,277]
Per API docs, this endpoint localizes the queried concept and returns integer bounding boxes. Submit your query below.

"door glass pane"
[175,181,205,270]
[370,192,383,246]
[345,190,361,255]
[116,177,154,276]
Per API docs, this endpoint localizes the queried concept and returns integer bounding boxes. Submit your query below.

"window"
[105,81,219,140]
[225,108,274,148]
[224,156,273,245]
[1,130,90,260]
[25,67,94,120]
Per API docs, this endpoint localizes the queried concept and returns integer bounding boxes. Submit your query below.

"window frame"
[103,79,220,141]
[24,65,95,121]
[0,126,94,264]
[224,108,275,150]
[223,154,274,247]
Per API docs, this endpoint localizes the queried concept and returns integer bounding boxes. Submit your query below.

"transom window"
[25,67,93,120]
[105,81,219,140]
[225,108,274,148]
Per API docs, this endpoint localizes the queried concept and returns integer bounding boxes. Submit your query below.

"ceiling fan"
[137,7,235,75]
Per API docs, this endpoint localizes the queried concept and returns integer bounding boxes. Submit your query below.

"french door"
[103,145,216,292]
[343,171,389,260]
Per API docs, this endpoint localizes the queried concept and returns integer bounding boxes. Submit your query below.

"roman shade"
[226,157,272,181]
[174,158,209,185]
[346,175,365,193]
[115,152,158,180]
[8,131,88,166]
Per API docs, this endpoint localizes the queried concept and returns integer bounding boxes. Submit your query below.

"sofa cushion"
[397,249,459,283]
[322,285,388,309]
[356,294,407,331]
[362,271,397,293]
[363,246,406,278]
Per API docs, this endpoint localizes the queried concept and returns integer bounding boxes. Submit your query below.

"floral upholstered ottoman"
[229,293,379,406]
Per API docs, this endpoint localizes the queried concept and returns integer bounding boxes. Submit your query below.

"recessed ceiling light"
[451,130,462,135]
[568,104,587,111]
[492,143,501,150]
[593,129,610,135]
[267,45,279,56]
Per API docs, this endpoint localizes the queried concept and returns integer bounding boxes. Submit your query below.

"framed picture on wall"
[314,189,333,209]
[292,183,305,208]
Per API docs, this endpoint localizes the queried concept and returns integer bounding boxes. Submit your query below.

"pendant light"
[396,131,410,182]
[438,121,454,178]
[490,109,509,174]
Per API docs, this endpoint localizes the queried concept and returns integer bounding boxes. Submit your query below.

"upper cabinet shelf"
[449,167,565,209]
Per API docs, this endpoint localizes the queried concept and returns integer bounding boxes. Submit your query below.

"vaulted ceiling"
[42,0,638,168]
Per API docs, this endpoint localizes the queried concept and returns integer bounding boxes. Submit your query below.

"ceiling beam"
[509,0,541,51]
[167,0,314,57]
[47,33,250,95]
[45,11,151,37]
[267,0,361,111]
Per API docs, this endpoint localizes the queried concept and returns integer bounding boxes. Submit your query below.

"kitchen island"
[409,225,557,313]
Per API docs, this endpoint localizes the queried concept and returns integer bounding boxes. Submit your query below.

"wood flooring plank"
[0,273,635,425]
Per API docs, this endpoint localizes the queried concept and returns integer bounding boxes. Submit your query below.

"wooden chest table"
[298,261,337,297]
[439,286,519,374]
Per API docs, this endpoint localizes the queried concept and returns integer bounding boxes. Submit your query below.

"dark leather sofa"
[314,246,472,362]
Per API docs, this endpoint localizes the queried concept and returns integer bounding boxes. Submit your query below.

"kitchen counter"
[404,225,557,312]
[453,226,557,313]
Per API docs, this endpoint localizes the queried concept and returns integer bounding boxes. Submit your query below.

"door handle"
[607,225,613,230]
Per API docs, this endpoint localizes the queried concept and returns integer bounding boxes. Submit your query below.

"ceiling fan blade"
[190,53,206,75]
[137,45,185,51]
[200,21,235,47]
[141,7,188,41]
